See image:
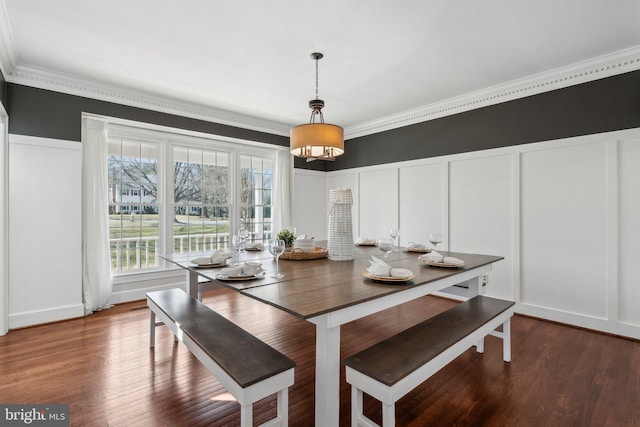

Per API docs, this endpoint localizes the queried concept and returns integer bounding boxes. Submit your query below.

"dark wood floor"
[1,288,638,426]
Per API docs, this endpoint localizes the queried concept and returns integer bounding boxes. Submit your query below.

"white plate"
[406,247,432,253]
[420,259,466,268]
[362,271,415,282]
[215,272,265,281]
[191,263,226,269]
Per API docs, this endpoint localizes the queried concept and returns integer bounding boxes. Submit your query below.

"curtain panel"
[81,117,112,313]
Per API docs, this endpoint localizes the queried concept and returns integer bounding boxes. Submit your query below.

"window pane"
[239,155,273,244]
[173,146,231,251]
[108,139,159,272]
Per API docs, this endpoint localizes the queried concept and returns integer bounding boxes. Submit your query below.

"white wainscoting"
[399,161,445,250]
[449,154,515,301]
[293,128,640,339]
[520,142,608,319]
[292,168,328,240]
[8,135,84,328]
[618,139,640,327]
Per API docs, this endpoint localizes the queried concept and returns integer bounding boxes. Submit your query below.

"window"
[106,125,279,274]
[240,155,273,242]
[108,139,159,271]
[172,146,230,253]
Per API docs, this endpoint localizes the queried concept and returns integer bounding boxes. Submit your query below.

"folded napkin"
[367,256,413,278]
[219,266,243,276]
[407,242,430,251]
[220,261,263,276]
[419,251,464,266]
[191,250,233,265]
[245,242,264,250]
[211,250,234,264]
[355,236,377,246]
[191,256,213,265]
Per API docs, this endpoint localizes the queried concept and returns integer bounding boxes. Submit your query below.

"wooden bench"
[343,295,515,427]
[146,288,295,427]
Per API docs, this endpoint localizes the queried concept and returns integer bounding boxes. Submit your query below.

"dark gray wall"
[6,69,640,172]
[6,83,289,148]
[330,69,640,171]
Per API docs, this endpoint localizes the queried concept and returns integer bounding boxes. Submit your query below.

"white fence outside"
[110,231,272,271]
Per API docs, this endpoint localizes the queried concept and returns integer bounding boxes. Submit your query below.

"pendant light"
[290,52,344,161]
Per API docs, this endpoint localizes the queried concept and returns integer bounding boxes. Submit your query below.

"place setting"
[404,233,443,253]
[244,242,264,251]
[405,242,431,253]
[413,232,465,267]
[362,255,415,284]
[189,250,235,268]
[418,251,466,268]
[215,261,266,281]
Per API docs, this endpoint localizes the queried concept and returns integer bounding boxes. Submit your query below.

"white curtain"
[81,118,112,314]
[274,148,292,234]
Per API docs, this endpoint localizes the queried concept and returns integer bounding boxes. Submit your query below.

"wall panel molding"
[322,127,640,339]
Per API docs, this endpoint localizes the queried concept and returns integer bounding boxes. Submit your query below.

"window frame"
[106,122,281,279]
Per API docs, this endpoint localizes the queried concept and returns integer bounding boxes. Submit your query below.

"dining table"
[162,244,503,426]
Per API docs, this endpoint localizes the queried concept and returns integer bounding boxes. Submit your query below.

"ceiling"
[1,0,640,138]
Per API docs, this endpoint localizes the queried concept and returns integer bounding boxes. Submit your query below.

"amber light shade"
[290,123,344,160]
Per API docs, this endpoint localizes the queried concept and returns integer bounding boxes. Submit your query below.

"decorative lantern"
[328,188,354,261]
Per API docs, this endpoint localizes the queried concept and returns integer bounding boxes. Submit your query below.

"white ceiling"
[1,0,640,138]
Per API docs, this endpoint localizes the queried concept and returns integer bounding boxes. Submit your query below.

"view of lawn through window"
[108,139,159,271]
[107,136,275,273]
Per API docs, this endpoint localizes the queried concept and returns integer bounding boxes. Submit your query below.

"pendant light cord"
[315,56,319,100]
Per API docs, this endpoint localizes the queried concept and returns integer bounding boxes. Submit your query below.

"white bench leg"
[277,387,288,426]
[381,402,395,427]
[503,318,512,362]
[352,386,363,427]
[240,403,252,427]
[476,337,485,353]
[149,310,156,348]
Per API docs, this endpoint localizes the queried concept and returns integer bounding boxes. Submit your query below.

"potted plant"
[276,229,296,249]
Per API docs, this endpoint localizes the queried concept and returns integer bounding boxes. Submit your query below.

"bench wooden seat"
[343,295,515,427]
[147,288,295,427]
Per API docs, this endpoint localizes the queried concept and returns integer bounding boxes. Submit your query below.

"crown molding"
[0,0,18,77]
[345,45,640,139]
[6,64,293,136]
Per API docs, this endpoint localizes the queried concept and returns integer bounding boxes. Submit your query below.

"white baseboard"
[516,303,640,340]
[9,303,85,329]
[110,281,186,304]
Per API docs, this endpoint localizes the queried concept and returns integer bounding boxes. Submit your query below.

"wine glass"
[377,238,393,259]
[269,238,286,278]
[389,228,399,251]
[429,233,443,249]
[238,229,249,251]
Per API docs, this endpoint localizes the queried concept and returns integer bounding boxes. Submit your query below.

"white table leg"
[315,320,341,427]
[467,275,481,298]
[187,270,199,299]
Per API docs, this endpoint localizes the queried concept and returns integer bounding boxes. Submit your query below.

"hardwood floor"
[1,289,638,426]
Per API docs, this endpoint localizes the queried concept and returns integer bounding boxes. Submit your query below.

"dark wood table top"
[163,245,503,320]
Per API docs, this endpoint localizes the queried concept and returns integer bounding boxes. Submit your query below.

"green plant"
[276,229,296,245]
